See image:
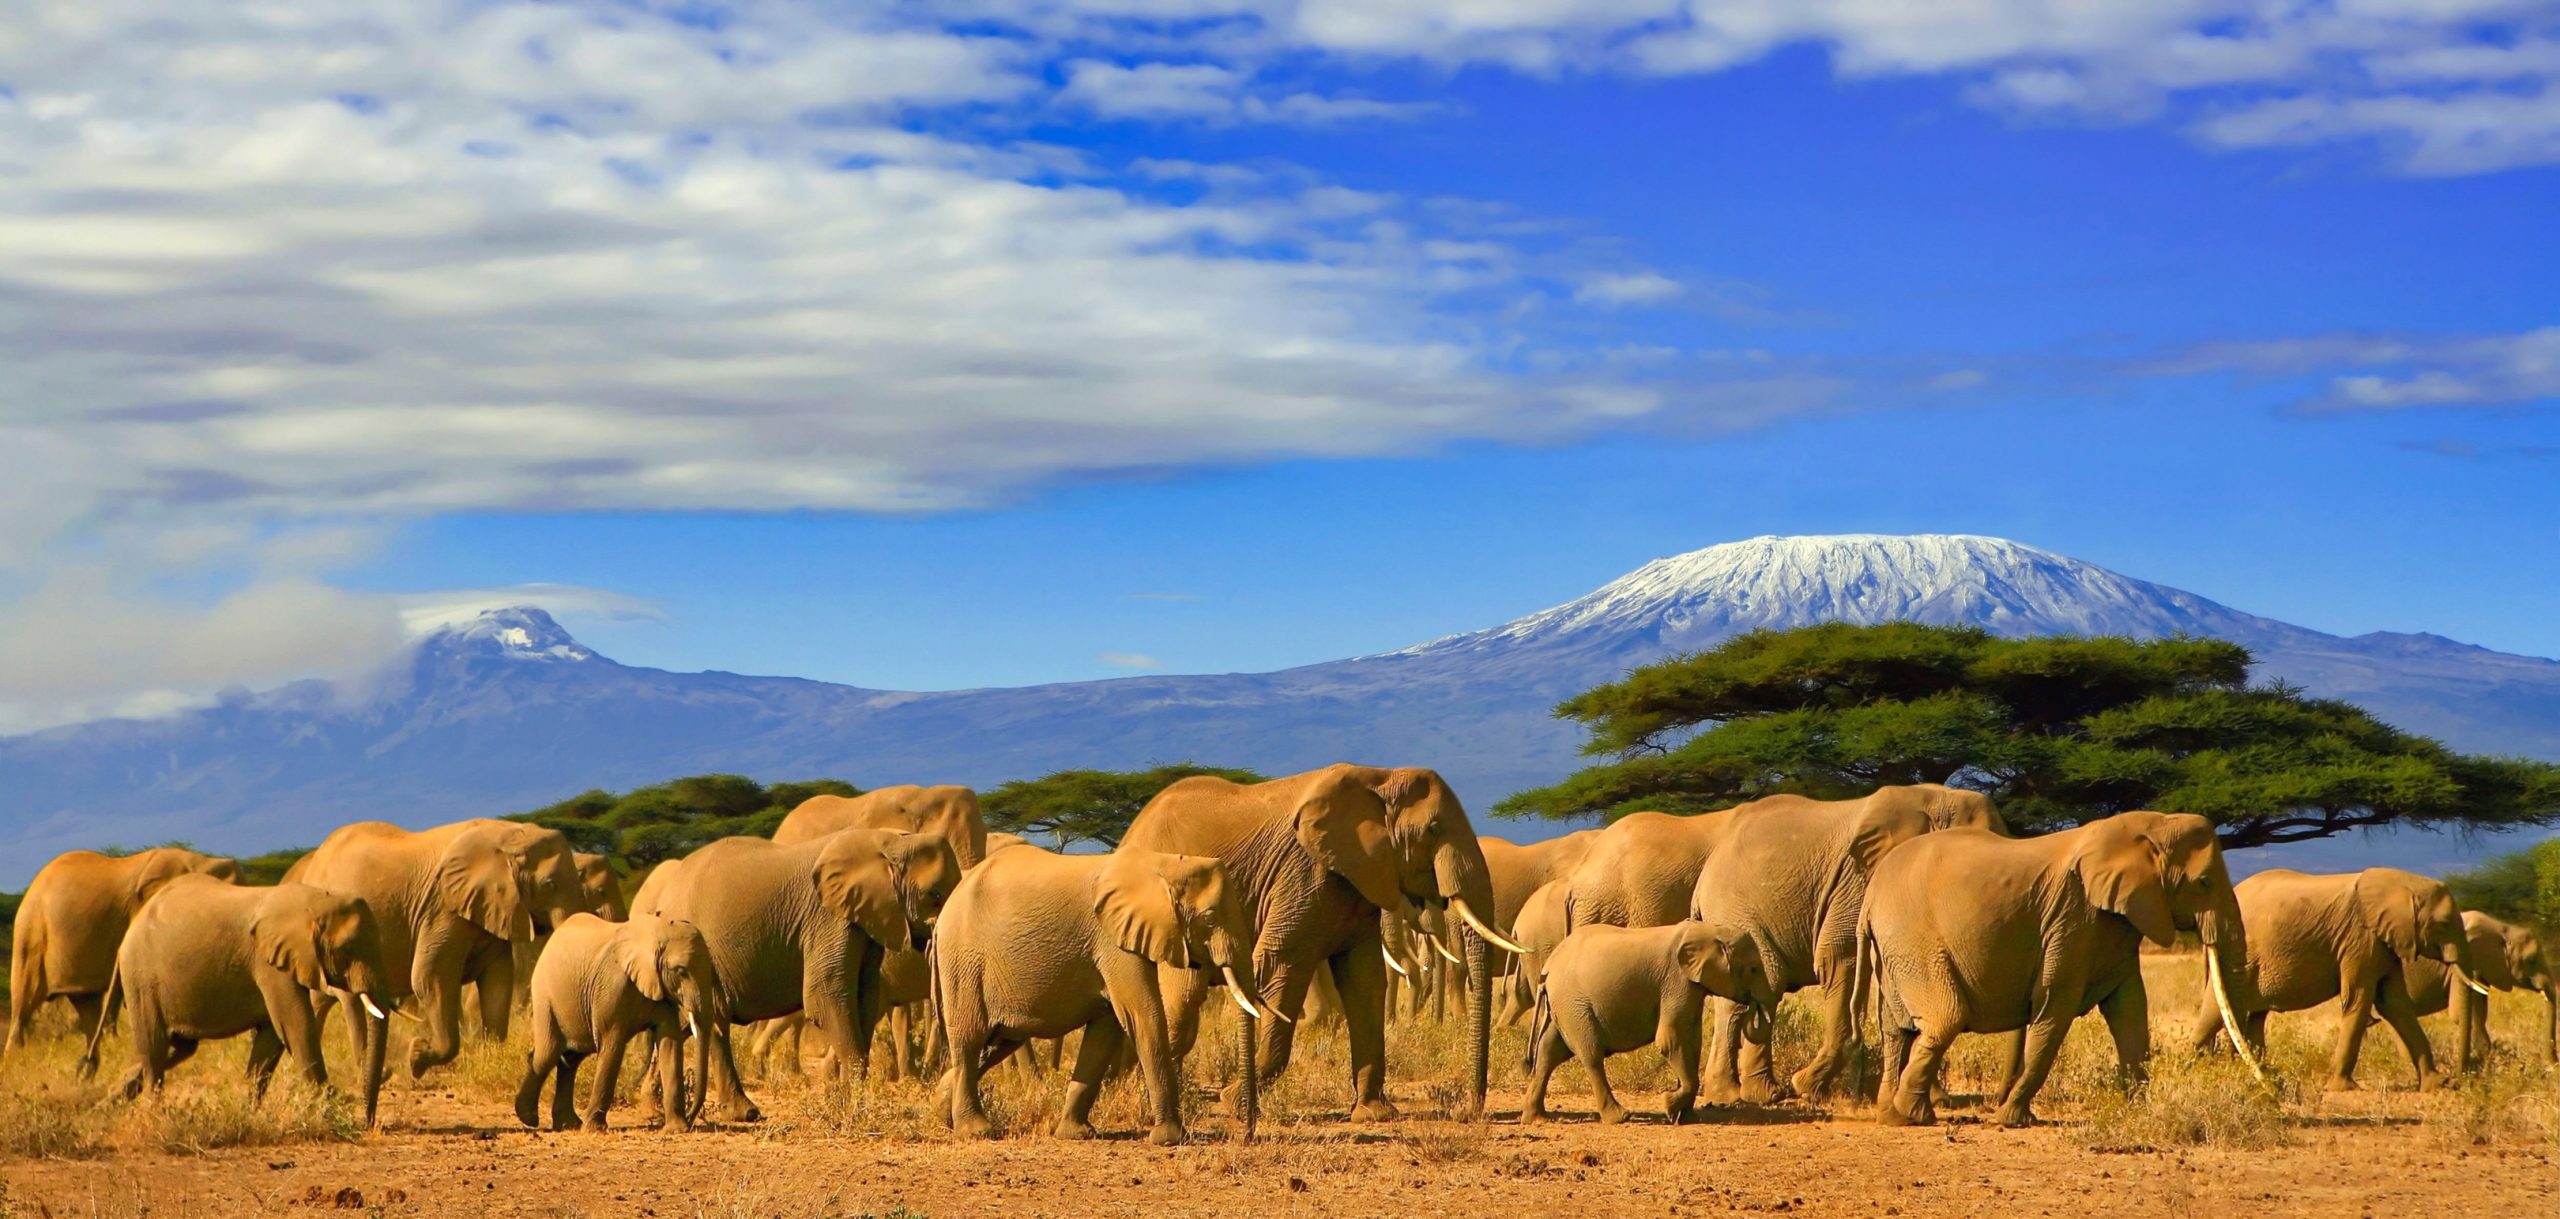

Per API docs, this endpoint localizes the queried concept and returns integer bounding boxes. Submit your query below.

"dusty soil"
[6,1082,2553,1218]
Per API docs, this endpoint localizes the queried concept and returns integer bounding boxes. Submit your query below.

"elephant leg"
[1736,1008,1783,1104]
[1880,1022,1949,1127]
[1994,1000,2078,1128]
[2374,981,2440,1091]
[706,1017,761,1123]
[245,1025,285,1103]
[552,1050,585,1132]
[1330,933,1400,1122]
[1216,959,1307,1117]
[582,1027,633,1132]
[1520,1014,1566,1123]
[1570,1023,1624,1126]
[1793,972,1862,1099]
[271,986,332,1091]
[1057,1014,1127,1140]
[407,931,481,1078]
[1102,953,1186,1145]
[2455,986,2486,1073]
[654,1028,693,1134]
[885,1003,911,1083]
[1,943,39,1060]
[948,1031,1009,1140]
[2329,986,2377,1091]
[1975,1028,2024,1109]
[517,1016,563,1129]
[68,993,107,1049]
[1158,962,1208,1062]
[2097,973,2152,1090]
[473,949,517,1043]
[1701,998,1745,1104]
[1667,1003,1703,1125]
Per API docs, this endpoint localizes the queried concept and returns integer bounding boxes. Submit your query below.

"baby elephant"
[517,913,724,1132]
[94,876,396,1127]
[1523,920,1776,1125]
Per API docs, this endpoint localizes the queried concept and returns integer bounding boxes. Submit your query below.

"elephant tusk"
[1451,898,1528,955]
[2461,970,2491,997]
[360,995,386,1021]
[687,1013,701,1039]
[1379,943,1410,977]
[1221,966,1264,1021]
[1429,935,1464,967]
[2204,943,2266,1082]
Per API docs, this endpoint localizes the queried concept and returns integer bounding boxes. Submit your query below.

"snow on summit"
[408,606,596,662]
[1392,534,2290,659]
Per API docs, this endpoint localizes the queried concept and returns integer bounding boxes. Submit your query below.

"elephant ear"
[622,919,670,1004]
[1674,924,1728,988]
[436,836,533,942]
[1293,774,1403,911]
[813,835,909,949]
[1094,853,1190,966]
[2353,874,2426,962]
[2076,826,2177,948]
[1846,797,1928,873]
[251,899,333,992]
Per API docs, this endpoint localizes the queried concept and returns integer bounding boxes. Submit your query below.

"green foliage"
[2446,837,2560,928]
[231,847,310,886]
[1501,622,2560,849]
[982,763,1268,850]
[507,774,861,867]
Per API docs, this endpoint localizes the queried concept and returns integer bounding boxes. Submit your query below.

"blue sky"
[0,2,2554,725]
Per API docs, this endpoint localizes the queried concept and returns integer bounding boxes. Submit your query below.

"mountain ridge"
[4,534,2554,885]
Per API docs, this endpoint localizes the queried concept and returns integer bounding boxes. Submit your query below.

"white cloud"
[1058,59,1443,124]
[395,585,666,637]
[1575,270,1685,307]
[2154,326,2560,412]
[1096,650,1165,668]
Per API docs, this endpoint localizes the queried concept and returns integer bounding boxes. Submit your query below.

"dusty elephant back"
[1563,811,1736,931]
[1484,829,1601,930]
[116,877,267,1032]
[19,848,239,995]
[776,786,987,867]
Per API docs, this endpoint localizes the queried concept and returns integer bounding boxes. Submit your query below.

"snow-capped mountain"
[2,535,2553,884]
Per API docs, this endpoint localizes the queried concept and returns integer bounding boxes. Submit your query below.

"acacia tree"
[1497,622,2560,850]
[983,763,1268,850]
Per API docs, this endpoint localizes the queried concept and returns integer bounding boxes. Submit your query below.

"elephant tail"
[1522,976,1554,1076]
[1852,905,1879,1052]
[77,953,121,1081]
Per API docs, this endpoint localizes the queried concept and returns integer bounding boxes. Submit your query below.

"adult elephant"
[2181,867,2481,1091]
[6,846,239,1063]
[510,852,628,1011]
[633,827,959,1121]
[1691,784,2007,1102]
[934,845,1268,1144]
[2453,911,2557,1066]
[285,819,584,1077]
[1499,879,1572,1027]
[776,785,987,868]
[1559,810,1742,932]
[1122,764,1523,1121]
[1868,811,2254,1127]
[1482,830,1602,931]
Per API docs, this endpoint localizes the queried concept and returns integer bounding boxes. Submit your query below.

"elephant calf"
[1521,921,1776,1126]
[93,876,396,1127]
[935,845,1269,1145]
[517,913,724,1133]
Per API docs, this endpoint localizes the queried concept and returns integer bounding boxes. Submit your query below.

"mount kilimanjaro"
[3,534,2554,884]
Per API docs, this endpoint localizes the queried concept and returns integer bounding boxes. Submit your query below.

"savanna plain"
[3,954,2553,1218]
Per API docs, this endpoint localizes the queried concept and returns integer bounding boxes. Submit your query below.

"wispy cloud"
[1096,651,1165,669]
[2154,327,2560,412]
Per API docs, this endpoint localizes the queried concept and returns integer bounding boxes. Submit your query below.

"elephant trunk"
[1238,1006,1258,1143]
[1464,927,1490,1119]
[361,1004,390,1129]
[685,1020,711,1126]
[2543,986,2557,1064]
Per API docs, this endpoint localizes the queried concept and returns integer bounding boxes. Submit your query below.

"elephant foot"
[1597,1103,1628,1126]
[2322,1075,2361,1094]
[581,1116,609,1133]
[1054,1117,1096,1141]
[663,1114,693,1135]
[405,1041,432,1080]
[1145,1121,1188,1147]
[1993,1101,2036,1129]
[1350,1097,1400,1123]
[954,1111,997,1140]
[1740,1076,1788,1105]
[1698,1080,1742,1105]
[514,1088,542,1129]
[2415,1071,2446,1093]
[1666,1099,1697,1126]
[1789,1062,1851,1101]
[1519,1104,1548,1125]
[718,1098,763,1124]
[1878,1090,1935,1128]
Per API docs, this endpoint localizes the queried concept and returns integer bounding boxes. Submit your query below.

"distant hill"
[4,534,2553,884]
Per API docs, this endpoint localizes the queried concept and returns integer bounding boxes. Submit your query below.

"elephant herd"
[4,771,2555,1149]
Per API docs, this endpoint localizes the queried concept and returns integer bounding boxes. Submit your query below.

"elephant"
[1558,810,1742,932]
[934,845,1269,1144]
[6,846,239,1062]
[510,852,628,1012]
[1866,811,2253,1128]
[1384,903,1459,1022]
[2452,911,2558,1066]
[1690,784,2007,1103]
[1121,764,1523,1121]
[284,819,585,1078]
[92,876,395,1127]
[1520,920,1779,1126]
[1500,879,1572,1027]
[1482,829,1603,931]
[775,785,988,868]
[631,827,959,1122]
[516,913,724,1133]
[2181,867,2480,1091]
[764,785,988,1076]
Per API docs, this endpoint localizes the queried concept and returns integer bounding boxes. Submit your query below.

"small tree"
[984,763,1268,851]
[1500,622,2560,850]
[508,774,862,868]
[2446,837,2560,927]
